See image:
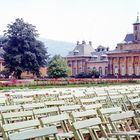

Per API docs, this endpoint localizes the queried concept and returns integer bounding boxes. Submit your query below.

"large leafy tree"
[2,18,48,79]
[48,55,70,78]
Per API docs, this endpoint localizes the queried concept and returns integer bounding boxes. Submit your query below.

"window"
[68,64,71,67]
[120,46,123,50]
[105,67,108,76]
[73,52,78,55]
[99,67,102,75]
[135,26,138,30]
[135,35,138,40]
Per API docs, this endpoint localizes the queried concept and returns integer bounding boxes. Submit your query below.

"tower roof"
[133,13,140,25]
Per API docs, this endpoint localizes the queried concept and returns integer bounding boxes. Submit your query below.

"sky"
[0,0,140,50]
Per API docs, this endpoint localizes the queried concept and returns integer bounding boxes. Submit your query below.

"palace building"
[107,15,140,77]
[66,41,109,76]
[66,16,140,78]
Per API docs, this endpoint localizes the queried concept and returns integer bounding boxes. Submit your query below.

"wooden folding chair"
[72,117,117,140]
[129,98,140,111]
[97,107,123,133]
[109,111,140,140]
[108,95,125,108]
[1,119,41,140]
[40,113,74,140]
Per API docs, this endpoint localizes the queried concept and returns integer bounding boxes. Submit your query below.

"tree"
[2,18,48,79]
[91,68,100,78]
[47,55,70,78]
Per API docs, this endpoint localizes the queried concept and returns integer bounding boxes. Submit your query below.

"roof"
[124,33,134,43]
[107,49,140,55]
[67,43,94,57]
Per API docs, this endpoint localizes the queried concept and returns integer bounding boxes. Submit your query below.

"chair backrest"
[40,113,71,132]
[99,107,122,115]
[82,103,102,110]
[45,100,65,107]
[41,113,70,124]
[33,107,59,118]
[59,105,81,113]
[8,126,58,140]
[22,102,45,110]
[12,97,34,105]
[2,110,34,124]
[71,110,97,122]
[80,98,96,105]
[0,98,8,106]
[109,110,135,121]
[0,105,21,113]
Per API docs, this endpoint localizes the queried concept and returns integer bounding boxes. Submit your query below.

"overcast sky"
[0,0,140,49]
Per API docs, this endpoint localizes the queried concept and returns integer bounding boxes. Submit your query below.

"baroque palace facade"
[66,16,140,77]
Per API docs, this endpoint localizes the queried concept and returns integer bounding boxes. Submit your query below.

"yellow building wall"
[21,67,47,78]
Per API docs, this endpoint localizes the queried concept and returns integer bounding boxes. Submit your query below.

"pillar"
[132,56,134,75]
[117,57,120,75]
[110,57,113,75]
[124,57,127,76]
[139,56,140,75]
[0,62,2,72]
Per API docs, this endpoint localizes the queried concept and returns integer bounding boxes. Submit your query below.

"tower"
[133,13,140,43]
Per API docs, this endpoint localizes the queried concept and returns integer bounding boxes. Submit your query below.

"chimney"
[82,40,86,44]
[89,41,92,46]
[76,41,80,45]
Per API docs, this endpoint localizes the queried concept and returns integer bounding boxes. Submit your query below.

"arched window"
[105,67,108,76]
[68,64,71,67]
[99,67,102,75]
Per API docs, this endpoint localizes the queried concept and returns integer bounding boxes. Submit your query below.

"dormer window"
[106,48,109,51]
[73,50,79,55]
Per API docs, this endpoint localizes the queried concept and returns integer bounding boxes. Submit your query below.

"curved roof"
[124,33,134,43]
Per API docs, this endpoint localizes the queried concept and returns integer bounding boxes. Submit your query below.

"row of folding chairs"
[0,88,139,105]
[0,107,140,140]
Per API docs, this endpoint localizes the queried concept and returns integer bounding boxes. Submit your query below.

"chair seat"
[57,131,74,138]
